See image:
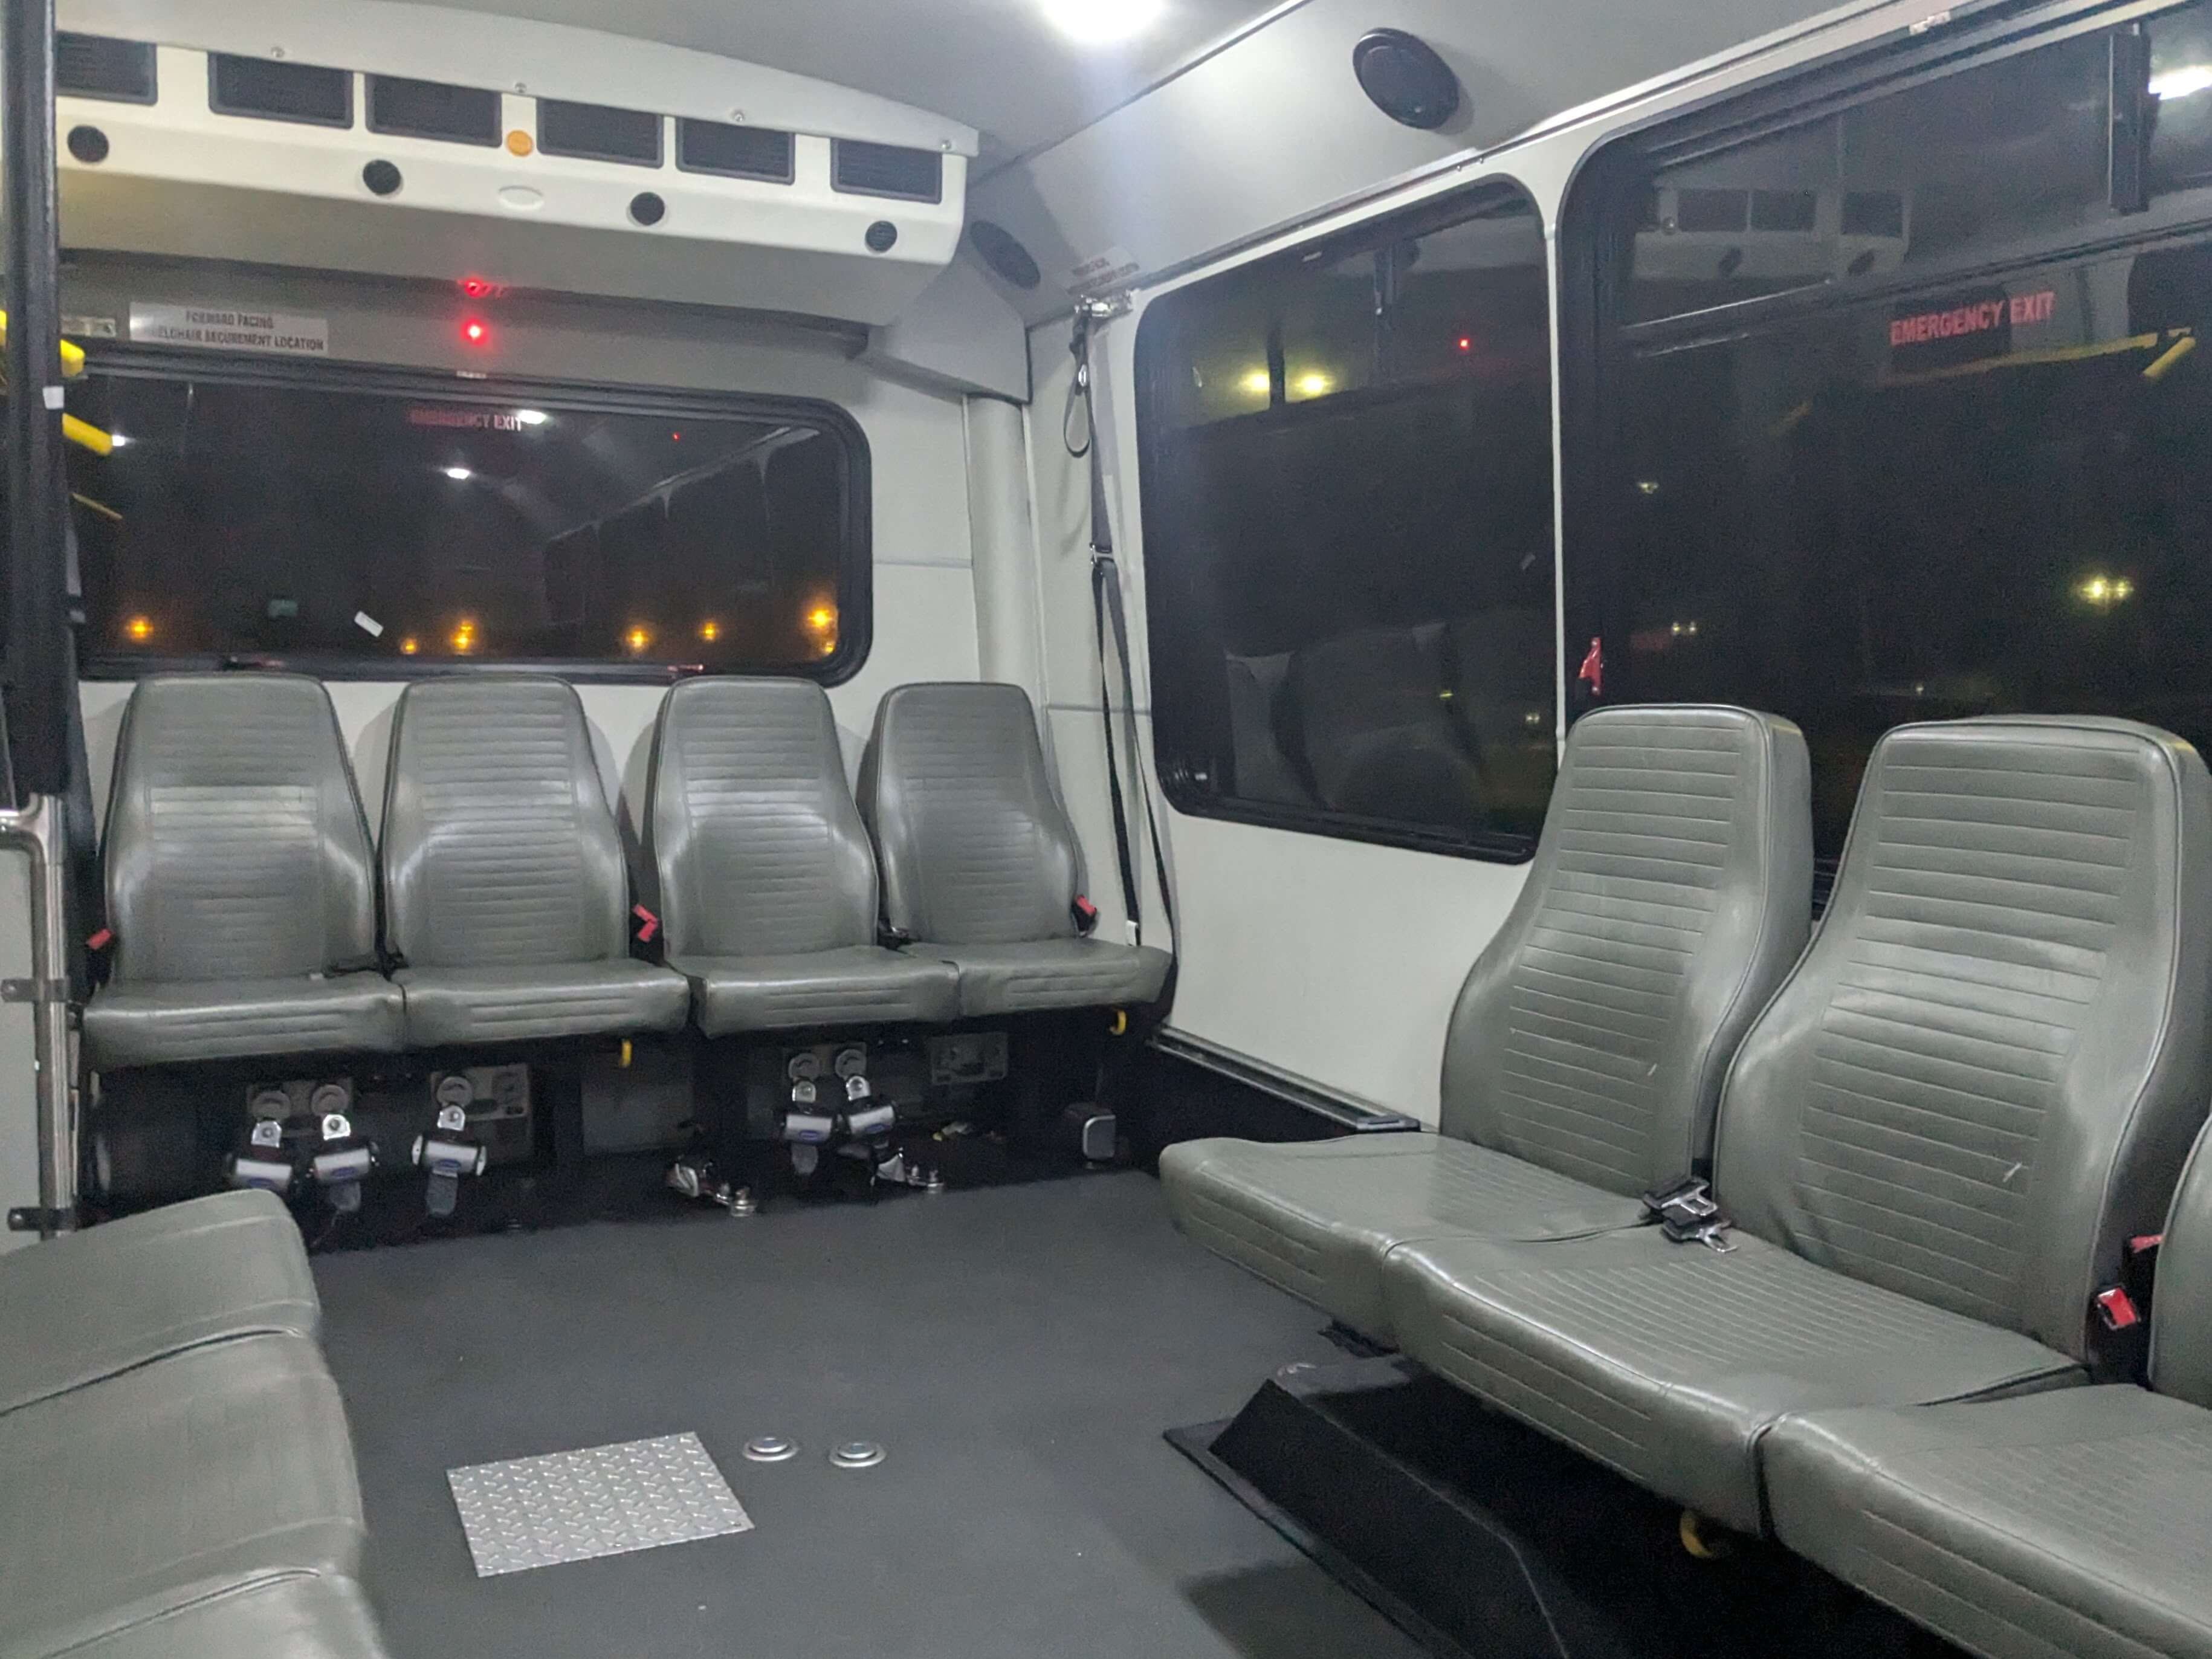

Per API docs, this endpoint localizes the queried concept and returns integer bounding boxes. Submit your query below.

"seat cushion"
[919,939,1172,1017]
[53,1573,390,1659]
[0,1191,317,1418]
[675,946,960,1036]
[396,961,690,1046]
[0,1332,364,1659]
[1765,1388,2212,1659]
[1160,1134,1646,1343]
[1383,1228,2083,1533]
[82,975,404,1070]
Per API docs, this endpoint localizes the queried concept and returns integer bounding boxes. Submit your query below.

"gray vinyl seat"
[50,1576,390,1659]
[81,674,403,1070]
[1162,704,1814,1342]
[1764,1119,2212,1659]
[0,1331,366,1659]
[0,1190,317,1418]
[858,683,1170,1017]
[1385,716,2212,1536]
[381,676,688,1047]
[645,677,959,1034]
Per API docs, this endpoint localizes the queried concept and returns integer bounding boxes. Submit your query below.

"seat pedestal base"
[1166,1357,1956,1659]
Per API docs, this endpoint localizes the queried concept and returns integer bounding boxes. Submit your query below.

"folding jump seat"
[1765,1115,2212,1659]
[1162,704,1813,1342]
[82,673,403,1070]
[1385,716,2212,1536]
[858,682,1171,1017]
[381,676,687,1046]
[645,676,959,1033]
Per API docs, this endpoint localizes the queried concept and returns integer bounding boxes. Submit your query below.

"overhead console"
[50,0,978,326]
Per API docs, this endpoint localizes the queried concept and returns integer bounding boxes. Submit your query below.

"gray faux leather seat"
[1162,704,1814,1342]
[0,1191,317,1418]
[82,674,403,1070]
[1765,1120,2212,1659]
[51,1575,390,1659]
[859,683,1170,1017]
[646,678,959,1033]
[382,676,688,1047]
[1386,716,2212,1536]
[0,1331,365,1658]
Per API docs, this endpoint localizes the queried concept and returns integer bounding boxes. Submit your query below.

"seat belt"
[1067,304,1175,964]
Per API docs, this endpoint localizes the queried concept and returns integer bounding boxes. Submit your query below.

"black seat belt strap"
[1070,305,1175,952]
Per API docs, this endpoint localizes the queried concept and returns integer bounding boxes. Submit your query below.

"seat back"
[1440,705,1813,1198]
[858,682,1079,946]
[381,676,628,969]
[104,673,378,985]
[645,677,878,959]
[1718,716,2212,1361]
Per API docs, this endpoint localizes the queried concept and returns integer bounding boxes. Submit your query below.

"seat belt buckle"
[412,1101,488,1220]
[632,904,661,945]
[228,1115,297,1195]
[85,927,113,952]
[2096,1285,2142,1331]
[309,1111,375,1214]
[1072,895,1099,936]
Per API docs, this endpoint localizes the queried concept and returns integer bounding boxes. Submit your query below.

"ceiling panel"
[424,0,1298,166]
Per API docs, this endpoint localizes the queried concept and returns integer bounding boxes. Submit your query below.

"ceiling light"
[2152,64,2212,99]
[513,409,549,426]
[442,465,473,481]
[1040,0,1165,44]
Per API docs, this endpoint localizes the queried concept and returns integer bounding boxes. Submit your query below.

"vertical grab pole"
[3,0,82,1237]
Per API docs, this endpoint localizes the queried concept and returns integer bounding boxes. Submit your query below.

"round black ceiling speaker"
[865,220,899,254]
[66,125,109,164]
[361,159,403,197]
[629,191,666,227]
[1353,29,1461,130]
[969,220,1041,291]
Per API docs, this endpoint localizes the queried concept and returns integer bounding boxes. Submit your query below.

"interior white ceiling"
[423,0,1299,169]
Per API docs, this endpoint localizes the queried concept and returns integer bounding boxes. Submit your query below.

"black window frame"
[364,74,505,148]
[1134,175,1559,865]
[71,349,874,688]
[1558,0,2212,889]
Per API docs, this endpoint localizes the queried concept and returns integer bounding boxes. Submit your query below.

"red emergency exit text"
[1890,289,2055,347]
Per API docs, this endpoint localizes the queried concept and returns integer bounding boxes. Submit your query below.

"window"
[1137,183,1556,858]
[1573,2,2212,867]
[64,362,868,680]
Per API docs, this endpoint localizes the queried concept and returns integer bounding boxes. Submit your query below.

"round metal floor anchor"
[829,1440,887,1470]
[742,1435,799,1464]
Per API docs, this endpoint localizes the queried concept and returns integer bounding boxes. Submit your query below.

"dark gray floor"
[315,1171,1431,1659]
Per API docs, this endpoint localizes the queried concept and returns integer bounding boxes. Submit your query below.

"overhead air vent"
[832,140,942,204]
[368,76,501,146]
[677,119,795,183]
[209,54,353,128]
[57,32,156,105]
[538,99,661,166]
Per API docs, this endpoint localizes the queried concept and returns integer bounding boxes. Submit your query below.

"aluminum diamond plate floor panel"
[447,1432,753,1576]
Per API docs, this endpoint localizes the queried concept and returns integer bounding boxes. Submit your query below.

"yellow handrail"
[0,309,87,378]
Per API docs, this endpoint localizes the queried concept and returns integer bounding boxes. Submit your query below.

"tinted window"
[1583,6,2212,864]
[1629,30,2113,322]
[1138,186,1556,857]
[65,367,866,678]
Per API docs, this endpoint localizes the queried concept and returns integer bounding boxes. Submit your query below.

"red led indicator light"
[460,276,491,298]
[462,319,489,346]
[1457,336,1472,352]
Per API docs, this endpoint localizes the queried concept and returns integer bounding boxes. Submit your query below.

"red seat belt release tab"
[631,905,659,945]
[1072,895,1099,936]
[85,928,113,952]
[2097,1285,2142,1330]
[2130,1234,2165,1256]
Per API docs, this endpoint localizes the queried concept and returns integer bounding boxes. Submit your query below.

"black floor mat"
[314,1171,1432,1659]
